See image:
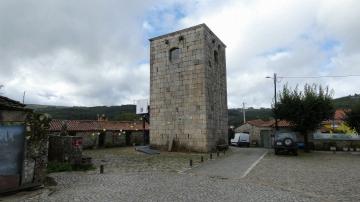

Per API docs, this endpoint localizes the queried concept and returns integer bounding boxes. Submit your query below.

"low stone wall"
[22,137,48,186]
[311,139,360,151]
[49,131,146,149]
[48,135,82,164]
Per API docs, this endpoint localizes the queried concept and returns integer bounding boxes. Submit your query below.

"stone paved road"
[187,147,267,179]
[2,148,360,202]
[244,151,360,201]
[1,172,317,202]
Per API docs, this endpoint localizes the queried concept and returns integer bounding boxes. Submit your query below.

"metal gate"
[260,130,271,148]
[0,125,25,191]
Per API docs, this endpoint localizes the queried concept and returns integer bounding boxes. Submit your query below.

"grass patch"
[47,162,96,173]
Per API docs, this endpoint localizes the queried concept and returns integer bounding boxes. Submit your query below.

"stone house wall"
[0,109,48,193]
[50,131,144,149]
[48,135,82,164]
[235,123,271,144]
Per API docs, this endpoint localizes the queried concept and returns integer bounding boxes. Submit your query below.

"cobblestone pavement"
[82,147,212,173]
[243,151,360,201]
[2,148,360,202]
[188,147,267,179]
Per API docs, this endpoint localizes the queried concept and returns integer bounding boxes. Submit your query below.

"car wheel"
[247,143,250,147]
[283,138,293,147]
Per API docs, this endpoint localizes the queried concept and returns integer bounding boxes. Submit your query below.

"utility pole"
[273,73,278,130]
[266,73,278,130]
[242,102,246,123]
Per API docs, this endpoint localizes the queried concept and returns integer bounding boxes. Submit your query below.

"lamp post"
[266,73,278,130]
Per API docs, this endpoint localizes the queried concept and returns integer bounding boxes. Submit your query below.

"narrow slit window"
[169,48,180,62]
[214,50,219,63]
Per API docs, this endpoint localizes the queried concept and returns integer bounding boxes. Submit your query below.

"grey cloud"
[1,0,359,109]
[0,0,157,105]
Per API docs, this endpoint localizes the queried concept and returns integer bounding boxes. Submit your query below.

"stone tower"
[149,24,228,152]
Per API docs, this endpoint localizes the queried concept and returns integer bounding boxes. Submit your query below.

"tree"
[273,84,334,152]
[344,101,360,134]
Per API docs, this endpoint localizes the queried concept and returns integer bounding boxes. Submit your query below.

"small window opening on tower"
[169,47,180,62]
[214,50,219,63]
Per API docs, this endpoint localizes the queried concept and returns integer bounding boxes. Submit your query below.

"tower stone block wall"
[149,24,228,152]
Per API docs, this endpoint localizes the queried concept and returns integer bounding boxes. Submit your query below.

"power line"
[278,74,360,79]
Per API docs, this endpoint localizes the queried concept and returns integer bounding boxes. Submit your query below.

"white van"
[231,133,250,147]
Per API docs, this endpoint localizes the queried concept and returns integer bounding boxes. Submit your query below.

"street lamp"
[266,73,278,130]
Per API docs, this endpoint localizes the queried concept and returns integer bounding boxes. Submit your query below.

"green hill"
[332,94,360,109]
[26,94,360,126]
[228,108,273,128]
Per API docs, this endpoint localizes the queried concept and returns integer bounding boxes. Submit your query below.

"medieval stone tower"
[149,24,228,152]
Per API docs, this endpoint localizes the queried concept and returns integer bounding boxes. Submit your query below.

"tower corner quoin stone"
[149,24,228,152]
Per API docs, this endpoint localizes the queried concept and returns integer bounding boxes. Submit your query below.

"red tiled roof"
[246,119,273,127]
[246,119,291,128]
[99,121,149,131]
[49,119,148,132]
[245,110,347,129]
[277,120,291,127]
[321,109,348,125]
[334,109,346,120]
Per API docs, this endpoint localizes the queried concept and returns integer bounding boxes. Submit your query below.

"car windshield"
[276,133,297,141]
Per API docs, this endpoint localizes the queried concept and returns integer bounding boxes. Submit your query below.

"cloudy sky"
[0,0,359,108]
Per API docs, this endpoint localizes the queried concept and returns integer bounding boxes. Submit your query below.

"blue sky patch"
[144,3,187,39]
[321,38,340,52]
[258,47,291,58]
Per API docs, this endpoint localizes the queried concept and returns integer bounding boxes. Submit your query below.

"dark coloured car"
[274,132,298,155]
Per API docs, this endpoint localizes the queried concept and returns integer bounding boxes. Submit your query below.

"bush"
[47,162,95,173]
[47,162,73,173]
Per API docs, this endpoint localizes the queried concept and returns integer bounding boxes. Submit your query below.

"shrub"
[47,162,95,173]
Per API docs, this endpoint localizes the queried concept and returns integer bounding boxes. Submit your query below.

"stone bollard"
[189,159,193,167]
[201,156,204,163]
[100,165,104,174]
[210,153,212,159]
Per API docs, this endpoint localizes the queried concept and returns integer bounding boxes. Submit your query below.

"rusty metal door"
[0,125,25,191]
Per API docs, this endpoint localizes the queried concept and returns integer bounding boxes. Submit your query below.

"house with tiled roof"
[235,119,293,148]
[321,109,349,133]
[49,119,149,148]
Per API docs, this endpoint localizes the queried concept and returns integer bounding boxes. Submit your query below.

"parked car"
[230,133,250,147]
[274,132,298,155]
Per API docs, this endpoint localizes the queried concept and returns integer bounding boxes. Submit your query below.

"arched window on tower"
[169,47,180,62]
